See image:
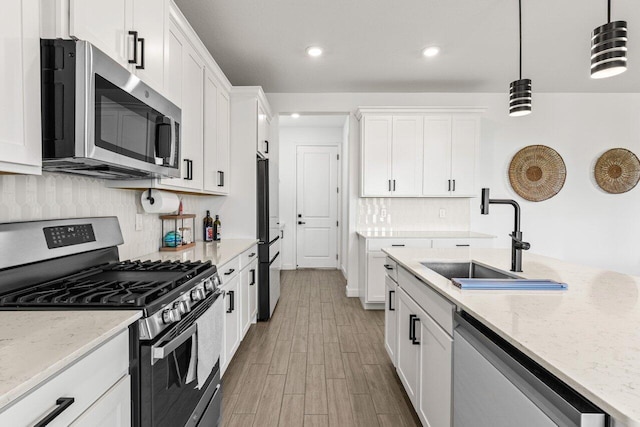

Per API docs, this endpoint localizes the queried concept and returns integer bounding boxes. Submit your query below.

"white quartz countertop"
[0,310,141,411]
[135,239,259,267]
[356,230,494,239]
[383,247,640,426]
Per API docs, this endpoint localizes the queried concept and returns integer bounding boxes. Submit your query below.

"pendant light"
[591,0,627,79]
[509,0,532,117]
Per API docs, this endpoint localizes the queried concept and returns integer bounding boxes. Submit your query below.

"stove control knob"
[203,278,214,292]
[191,288,205,302]
[174,300,188,315]
[162,309,176,324]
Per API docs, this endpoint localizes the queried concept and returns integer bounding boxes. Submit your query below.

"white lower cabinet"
[396,287,421,405]
[221,273,240,375]
[0,330,130,426]
[395,265,454,426]
[417,306,453,427]
[70,375,131,427]
[367,252,387,302]
[384,275,398,366]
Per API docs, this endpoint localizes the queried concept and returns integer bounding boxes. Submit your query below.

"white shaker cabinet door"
[240,266,250,336]
[396,288,421,406]
[216,90,230,194]
[131,0,167,93]
[221,275,240,375]
[450,116,479,196]
[361,116,392,196]
[249,259,258,321]
[384,275,398,366]
[203,70,219,192]
[423,115,452,196]
[417,306,453,427]
[391,116,423,196]
[165,19,183,108]
[366,252,387,303]
[70,375,131,427]
[69,0,130,67]
[0,0,42,175]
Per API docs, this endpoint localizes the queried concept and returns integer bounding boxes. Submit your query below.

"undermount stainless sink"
[420,261,521,280]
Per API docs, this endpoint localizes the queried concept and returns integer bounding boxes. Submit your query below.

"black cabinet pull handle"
[391,244,405,247]
[384,264,394,270]
[34,397,75,427]
[280,229,284,239]
[184,159,193,180]
[224,268,235,275]
[128,31,138,64]
[393,179,396,191]
[226,290,234,313]
[388,290,395,311]
[410,315,421,345]
[456,244,470,247]
[250,269,256,285]
[452,179,456,192]
[217,171,224,187]
[136,37,145,69]
[388,179,391,191]
[298,221,306,225]
[249,252,256,257]
[448,179,451,191]
[265,140,269,153]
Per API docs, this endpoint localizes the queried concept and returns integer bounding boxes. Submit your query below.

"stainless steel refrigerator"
[257,155,280,320]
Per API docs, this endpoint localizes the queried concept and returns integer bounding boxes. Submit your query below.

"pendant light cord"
[518,0,522,80]
[607,0,611,23]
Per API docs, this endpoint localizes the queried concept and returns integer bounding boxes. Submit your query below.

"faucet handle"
[517,241,531,250]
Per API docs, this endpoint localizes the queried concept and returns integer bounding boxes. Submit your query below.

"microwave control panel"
[44,224,96,249]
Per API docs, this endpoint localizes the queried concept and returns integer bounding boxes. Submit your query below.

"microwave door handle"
[151,323,197,365]
[169,116,177,167]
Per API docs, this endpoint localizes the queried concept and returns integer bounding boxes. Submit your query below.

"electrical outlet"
[381,208,387,217]
[135,214,144,231]
[439,209,446,218]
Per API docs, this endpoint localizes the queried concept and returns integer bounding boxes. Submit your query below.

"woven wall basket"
[508,145,566,202]
[594,148,640,194]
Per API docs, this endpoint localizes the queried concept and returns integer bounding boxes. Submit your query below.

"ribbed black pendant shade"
[591,20,628,78]
[509,79,532,116]
[509,0,531,117]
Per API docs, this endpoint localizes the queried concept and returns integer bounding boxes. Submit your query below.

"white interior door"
[296,146,338,268]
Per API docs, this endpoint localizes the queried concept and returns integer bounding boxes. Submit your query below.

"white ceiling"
[175,0,640,93]
[279,114,348,128]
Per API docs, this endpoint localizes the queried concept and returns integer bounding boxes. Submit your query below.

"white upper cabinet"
[361,116,392,196]
[130,0,167,92]
[203,68,230,194]
[358,108,483,198]
[257,103,270,157]
[0,0,41,175]
[392,116,424,196]
[69,0,130,67]
[165,19,183,107]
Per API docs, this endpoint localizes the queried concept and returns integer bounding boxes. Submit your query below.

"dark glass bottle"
[204,211,213,242]
[213,215,221,241]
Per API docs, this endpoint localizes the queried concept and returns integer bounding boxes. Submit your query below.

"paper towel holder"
[146,188,155,205]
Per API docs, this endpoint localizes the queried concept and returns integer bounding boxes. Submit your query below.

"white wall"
[267,92,640,292]
[279,125,345,270]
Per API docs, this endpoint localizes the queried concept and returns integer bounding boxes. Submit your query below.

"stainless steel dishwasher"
[454,312,607,427]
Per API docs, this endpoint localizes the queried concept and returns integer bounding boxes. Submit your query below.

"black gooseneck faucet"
[480,188,530,272]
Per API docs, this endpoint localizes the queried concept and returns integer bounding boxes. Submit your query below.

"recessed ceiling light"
[306,46,323,57]
[422,46,440,57]
[291,113,300,119]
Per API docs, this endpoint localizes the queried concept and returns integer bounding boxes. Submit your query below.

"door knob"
[298,221,306,225]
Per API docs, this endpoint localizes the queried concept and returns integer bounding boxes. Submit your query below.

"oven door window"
[141,325,218,427]
[94,74,174,167]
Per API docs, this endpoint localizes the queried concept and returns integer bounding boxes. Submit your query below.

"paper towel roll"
[141,190,180,213]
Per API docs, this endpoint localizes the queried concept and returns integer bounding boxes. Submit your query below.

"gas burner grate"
[0,259,213,308]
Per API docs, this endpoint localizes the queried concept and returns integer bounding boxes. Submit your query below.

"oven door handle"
[151,323,197,365]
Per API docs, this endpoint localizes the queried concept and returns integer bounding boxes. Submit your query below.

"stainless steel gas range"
[0,217,223,427]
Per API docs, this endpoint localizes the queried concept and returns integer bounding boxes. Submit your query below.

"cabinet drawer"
[431,238,493,249]
[240,245,258,270]
[398,267,455,335]
[384,257,398,282]
[218,256,240,282]
[367,238,432,252]
[0,330,129,426]
[70,374,130,427]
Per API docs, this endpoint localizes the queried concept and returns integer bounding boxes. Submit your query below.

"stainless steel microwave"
[41,39,181,179]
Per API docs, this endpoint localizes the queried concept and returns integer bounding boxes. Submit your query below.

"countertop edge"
[0,311,142,412]
[382,249,639,427]
[215,239,260,266]
[356,231,495,239]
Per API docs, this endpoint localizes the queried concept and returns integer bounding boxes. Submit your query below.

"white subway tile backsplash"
[357,197,471,232]
[0,173,218,261]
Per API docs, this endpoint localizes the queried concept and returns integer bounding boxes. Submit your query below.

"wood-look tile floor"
[220,269,421,427]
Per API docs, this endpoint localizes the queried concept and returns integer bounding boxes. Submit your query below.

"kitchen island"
[383,247,640,426]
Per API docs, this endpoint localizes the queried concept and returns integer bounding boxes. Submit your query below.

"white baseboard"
[281,263,295,270]
[345,287,358,297]
[340,265,347,279]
